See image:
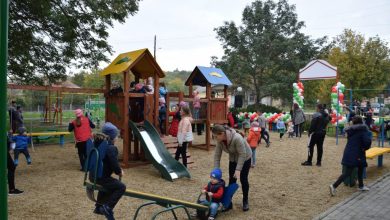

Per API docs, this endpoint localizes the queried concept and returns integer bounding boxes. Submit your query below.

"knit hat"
[102,122,119,140]
[74,109,83,117]
[251,121,259,127]
[179,101,187,107]
[135,83,144,91]
[18,127,26,135]
[210,168,222,180]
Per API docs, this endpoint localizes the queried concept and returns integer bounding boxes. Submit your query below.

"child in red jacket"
[247,122,261,168]
[199,168,225,220]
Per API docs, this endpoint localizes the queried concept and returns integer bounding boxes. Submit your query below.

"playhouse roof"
[100,48,165,78]
[185,66,232,87]
[299,59,337,81]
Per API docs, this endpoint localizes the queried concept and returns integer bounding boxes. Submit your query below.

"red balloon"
[331,86,337,92]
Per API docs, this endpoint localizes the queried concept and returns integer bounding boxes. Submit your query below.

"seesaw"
[83,143,208,220]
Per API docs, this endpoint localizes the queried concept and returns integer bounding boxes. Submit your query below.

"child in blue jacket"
[12,127,32,166]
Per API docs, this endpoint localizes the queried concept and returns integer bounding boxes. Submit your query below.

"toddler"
[12,127,32,165]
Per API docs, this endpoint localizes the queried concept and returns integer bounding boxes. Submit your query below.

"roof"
[100,49,165,78]
[299,59,337,81]
[185,66,232,87]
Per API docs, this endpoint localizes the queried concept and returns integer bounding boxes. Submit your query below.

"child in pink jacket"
[174,106,193,167]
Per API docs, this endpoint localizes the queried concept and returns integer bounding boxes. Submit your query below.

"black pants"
[14,148,31,164]
[333,165,364,188]
[7,152,16,191]
[260,128,270,144]
[228,159,251,204]
[93,177,126,209]
[279,133,284,139]
[76,141,87,170]
[159,118,166,135]
[175,142,188,167]
[306,133,326,164]
[294,123,304,137]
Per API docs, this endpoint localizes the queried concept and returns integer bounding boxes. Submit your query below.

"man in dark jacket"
[88,122,125,220]
[329,116,371,196]
[302,104,330,166]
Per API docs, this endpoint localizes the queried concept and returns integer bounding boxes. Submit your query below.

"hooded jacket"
[247,127,261,148]
[341,124,372,167]
[214,128,252,171]
[293,108,305,125]
[309,110,329,136]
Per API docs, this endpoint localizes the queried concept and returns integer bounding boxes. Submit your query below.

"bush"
[245,103,282,113]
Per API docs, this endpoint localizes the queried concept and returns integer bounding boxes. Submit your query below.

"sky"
[104,0,390,72]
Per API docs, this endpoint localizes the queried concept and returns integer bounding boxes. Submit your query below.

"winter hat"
[18,127,26,135]
[210,168,222,180]
[179,101,188,107]
[75,109,83,117]
[102,122,119,140]
[159,97,165,104]
[251,121,259,127]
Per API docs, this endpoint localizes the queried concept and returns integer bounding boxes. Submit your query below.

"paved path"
[315,172,390,220]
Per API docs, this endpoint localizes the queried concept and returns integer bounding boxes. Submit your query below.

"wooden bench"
[27,132,71,147]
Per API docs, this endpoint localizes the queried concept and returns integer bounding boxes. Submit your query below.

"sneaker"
[316,162,322,167]
[329,184,336,196]
[266,142,270,147]
[9,189,24,195]
[301,161,312,166]
[208,217,215,220]
[243,202,249,211]
[359,186,370,191]
[99,204,115,220]
[93,206,104,215]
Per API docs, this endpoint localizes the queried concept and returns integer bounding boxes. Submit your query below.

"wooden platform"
[161,136,194,166]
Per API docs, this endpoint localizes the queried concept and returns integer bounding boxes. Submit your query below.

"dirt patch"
[8,133,390,220]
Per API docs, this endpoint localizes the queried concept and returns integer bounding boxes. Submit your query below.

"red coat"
[72,116,93,142]
[227,112,235,127]
[247,127,261,148]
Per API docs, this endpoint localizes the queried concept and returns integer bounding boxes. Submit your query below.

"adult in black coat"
[301,104,329,166]
[329,116,372,196]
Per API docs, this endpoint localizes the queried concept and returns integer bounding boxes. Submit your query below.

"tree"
[327,29,390,100]
[212,0,327,104]
[8,0,140,85]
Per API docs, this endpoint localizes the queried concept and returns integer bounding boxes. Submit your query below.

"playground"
[7,131,390,220]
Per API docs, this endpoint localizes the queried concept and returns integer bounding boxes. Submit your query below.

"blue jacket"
[12,135,31,150]
[341,124,372,167]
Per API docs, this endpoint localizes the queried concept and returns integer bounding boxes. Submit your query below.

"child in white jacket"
[174,106,193,167]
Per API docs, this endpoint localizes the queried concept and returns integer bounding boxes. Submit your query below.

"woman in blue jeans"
[329,116,372,196]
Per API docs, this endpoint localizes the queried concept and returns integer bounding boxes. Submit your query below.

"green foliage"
[230,103,282,114]
[327,29,390,99]
[163,69,191,92]
[213,0,328,104]
[70,69,105,89]
[8,0,140,85]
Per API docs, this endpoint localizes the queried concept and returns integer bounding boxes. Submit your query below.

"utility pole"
[153,35,156,60]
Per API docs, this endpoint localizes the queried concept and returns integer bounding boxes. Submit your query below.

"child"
[242,113,251,135]
[168,104,180,137]
[193,91,201,120]
[175,106,193,168]
[159,82,168,102]
[12,127,32,166]
[276,118,286,141]
[329,116,371,196]
[287,121,294,138]
[88,122,126,219]
[247,122,261,167]
[158,98,167,137]
[7,131,23,195]
[199,168,225,220]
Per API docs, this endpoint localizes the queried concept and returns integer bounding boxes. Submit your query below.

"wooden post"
[154,74,160,129]
[48,90,51,123]
[56,91,59,124]
[206,83,211,150]
[189,84,193,97]
[165,92,170,135]
[59,91,63,125]
[105,75,111,120]
[123,71,130,167]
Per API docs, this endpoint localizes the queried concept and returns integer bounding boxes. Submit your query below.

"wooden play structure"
[7,84,104,125]
[100,48,164,167]
[180,66,232,150]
